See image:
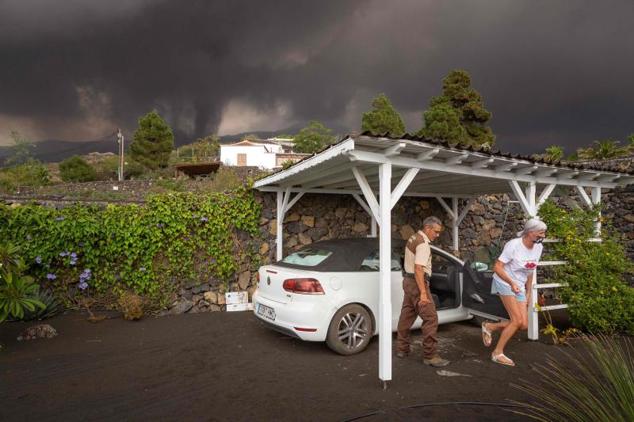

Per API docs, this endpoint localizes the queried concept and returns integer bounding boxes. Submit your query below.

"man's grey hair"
[422,216,443,228]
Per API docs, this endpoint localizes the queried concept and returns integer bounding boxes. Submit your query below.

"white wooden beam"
[383,142,406,157]
[457,198,475,225]
[509,181,533,217]
[471,158,495,169]
[284,191,305,214]
[526,181,536,216]
[345,150,620,189]
[352,193,376,225]
[576,186,593,208]
[390,168,419,209]
[515,165,538,176]
[536,168,558,178]
[445,152,469,166]
[435,196,456,219]
[352,166,380,223]
[537,184,557,208]
[416,148,439,161]
[496,162,519,172]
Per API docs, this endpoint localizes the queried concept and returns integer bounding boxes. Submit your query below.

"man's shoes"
[423,356,450,367]
[396,351,408,359]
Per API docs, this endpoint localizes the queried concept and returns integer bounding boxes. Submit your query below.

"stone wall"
[254,191,529,266]
[3,182,632,315]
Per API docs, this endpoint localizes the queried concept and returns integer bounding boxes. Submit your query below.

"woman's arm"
[493,260,520,293]
[525,271,534,307]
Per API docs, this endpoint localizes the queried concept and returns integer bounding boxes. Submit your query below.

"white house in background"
[220,138,308,169]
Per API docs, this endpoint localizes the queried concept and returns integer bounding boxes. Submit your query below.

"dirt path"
[1,311,570,421]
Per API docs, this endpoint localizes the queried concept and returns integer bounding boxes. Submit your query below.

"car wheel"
[326,304,373,355]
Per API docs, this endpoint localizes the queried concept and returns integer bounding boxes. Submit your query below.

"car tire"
[326,304,373,355]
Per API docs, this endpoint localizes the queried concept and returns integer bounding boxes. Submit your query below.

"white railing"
[528,259,567,340]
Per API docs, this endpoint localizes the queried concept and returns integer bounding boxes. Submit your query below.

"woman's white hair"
[517,218,547,237]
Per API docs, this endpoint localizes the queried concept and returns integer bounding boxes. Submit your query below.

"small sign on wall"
[225,291,251,312]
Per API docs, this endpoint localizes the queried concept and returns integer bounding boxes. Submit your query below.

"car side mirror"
[471,261,489,272]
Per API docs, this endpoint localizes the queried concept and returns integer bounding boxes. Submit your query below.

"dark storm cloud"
[1,0,633,153]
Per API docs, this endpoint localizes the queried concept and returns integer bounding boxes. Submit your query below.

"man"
[396,216,449,367]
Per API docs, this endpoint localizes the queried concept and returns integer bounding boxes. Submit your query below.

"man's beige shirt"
[404,231,432,276]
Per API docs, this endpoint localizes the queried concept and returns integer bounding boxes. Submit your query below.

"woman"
[481,218,547,366]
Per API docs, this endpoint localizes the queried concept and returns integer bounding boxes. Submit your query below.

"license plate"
[257,303,276,321]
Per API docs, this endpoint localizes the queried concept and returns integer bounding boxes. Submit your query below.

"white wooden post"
[592,187,601,237]
[276,190,284,261]
[451,198,459,253]
[378,162,392,387]
[528,267,539,340]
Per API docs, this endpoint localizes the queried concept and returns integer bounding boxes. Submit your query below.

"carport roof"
[253,133,634,197]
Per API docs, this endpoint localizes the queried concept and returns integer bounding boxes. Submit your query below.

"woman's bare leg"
[492,295,523,356]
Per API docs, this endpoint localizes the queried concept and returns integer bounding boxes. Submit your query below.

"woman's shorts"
[491,278,527,302]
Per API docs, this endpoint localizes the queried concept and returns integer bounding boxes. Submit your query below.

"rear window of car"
[360,250,403,271]
[281,248,333,266]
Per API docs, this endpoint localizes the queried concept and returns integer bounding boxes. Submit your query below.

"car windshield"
[281,248,332,266]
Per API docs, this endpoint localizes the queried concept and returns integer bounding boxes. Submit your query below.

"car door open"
[461,261,509,321]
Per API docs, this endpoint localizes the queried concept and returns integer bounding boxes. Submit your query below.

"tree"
[542,145,564,162]
[418,69,495,147]
[192,135,220,162]
[129,110,174,169]
[5,131,35,166]
[577,139,626,160]
[361,93,405,137]
[292,121,336,153]
[59,156,97,182]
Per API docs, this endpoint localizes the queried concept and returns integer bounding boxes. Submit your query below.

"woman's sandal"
[491,353,515,366]
[481,321,492,347]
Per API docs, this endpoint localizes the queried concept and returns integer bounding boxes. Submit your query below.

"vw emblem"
[267,276,271,285]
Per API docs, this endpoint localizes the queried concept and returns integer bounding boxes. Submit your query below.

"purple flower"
[200,217,208,222]
[79,242,85,247]
[69,259,77,266]
[35,256,42,264]
[79,269,92,282]
[26,234,32,241]
[139,267,146,272]
[46,273,57,281]
[78,281,88,290]
[156,223,164,228]
[70,252,77,258]
[59,251,69,257]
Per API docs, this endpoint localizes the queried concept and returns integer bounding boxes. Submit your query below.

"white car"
[252,238,507,355]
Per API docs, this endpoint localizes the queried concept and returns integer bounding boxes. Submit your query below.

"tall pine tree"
[419,70,494,147]
[129,110,174,169]
[361,93,405,137]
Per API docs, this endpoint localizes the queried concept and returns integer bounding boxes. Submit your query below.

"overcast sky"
[1,0,633,154]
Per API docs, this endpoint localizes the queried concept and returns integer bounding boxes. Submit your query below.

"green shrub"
[59,156,97,182]
[539,201,634,334]
[0,189,261,309]
[124,159,146,179]
[93,156,119,180]
[0,265,46,322]
[0,160,50,193]
[210,167,243,192]
[512,335,634,422]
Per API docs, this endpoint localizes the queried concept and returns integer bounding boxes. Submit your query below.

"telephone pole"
[117,129,125,181]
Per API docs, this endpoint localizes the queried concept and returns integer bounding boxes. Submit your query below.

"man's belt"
[402,272,430,282]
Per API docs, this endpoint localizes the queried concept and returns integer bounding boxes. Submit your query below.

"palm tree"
[543,145,564,162]
[577,139,625,160]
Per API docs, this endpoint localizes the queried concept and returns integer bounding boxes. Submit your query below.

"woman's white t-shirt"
[492,237,543,290]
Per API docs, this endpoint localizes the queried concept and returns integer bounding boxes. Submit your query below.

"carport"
[253,133,634,387]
